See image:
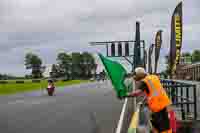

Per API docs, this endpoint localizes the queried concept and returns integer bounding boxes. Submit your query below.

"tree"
[72,52,83,79]
[57,52,72,78]
[56,52,97,79]
[25,74,32,79]
[192,50,200,63]
[81,52,96,78]
[182,52,191,57]
[25,53,43,78]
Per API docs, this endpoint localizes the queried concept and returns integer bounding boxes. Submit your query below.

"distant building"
[176,62,200,81]
[43,64,53,78]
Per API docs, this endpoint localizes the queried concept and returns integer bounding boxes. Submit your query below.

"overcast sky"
[0,0,199,76]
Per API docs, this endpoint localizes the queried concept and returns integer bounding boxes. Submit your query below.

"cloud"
[0,0,199,75]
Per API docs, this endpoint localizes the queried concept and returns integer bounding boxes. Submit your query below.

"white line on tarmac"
[7,100,25,105]
[116,98,128,133]
[7,99,56,105]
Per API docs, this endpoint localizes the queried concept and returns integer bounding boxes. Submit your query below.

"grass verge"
[0,80,90,95]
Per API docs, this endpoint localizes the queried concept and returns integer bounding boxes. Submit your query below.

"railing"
[161,79,198,120]
[115,97,135,133]
[115,80,136,133]
[128,97,151,133]
[116,79,199,133]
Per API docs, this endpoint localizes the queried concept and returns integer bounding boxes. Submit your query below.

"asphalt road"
[0,81,124,133]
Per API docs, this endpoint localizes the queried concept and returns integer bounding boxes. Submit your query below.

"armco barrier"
[32,80,41,83]
[15,81,25,84]
[0,79,71,84]
[115,81,136,133]
[0,81,8,84]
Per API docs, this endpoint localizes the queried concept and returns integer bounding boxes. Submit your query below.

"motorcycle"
[46,85,55,96]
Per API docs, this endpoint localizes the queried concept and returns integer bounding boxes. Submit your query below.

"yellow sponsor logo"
[172,13,182,75]
[175,14,182,48]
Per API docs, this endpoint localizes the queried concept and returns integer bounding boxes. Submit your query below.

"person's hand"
[117,95,122,100]
[126,92,131,97]
[127,90,143,97]
[117,93,127,100]
[120,92,134,98]
[117,95,124,100]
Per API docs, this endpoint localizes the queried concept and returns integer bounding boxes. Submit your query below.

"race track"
[0,81,124,133]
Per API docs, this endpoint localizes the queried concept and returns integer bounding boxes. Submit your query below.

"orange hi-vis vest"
[143,75,172,112]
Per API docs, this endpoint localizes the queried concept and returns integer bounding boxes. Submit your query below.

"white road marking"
[8,100,25,105]
[7,98,56,105]
[116,98,128,133]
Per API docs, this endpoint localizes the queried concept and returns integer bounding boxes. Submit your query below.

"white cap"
[134,67,146,76]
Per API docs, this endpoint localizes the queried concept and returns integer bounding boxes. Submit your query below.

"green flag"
[98,54,129,97]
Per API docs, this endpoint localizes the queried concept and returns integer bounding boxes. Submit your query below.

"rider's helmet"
[48,79,53,83]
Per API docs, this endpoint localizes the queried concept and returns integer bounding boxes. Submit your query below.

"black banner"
[134,21,141,68]
[148,44,154,74]
[144,49,147,70]
[170,2,183,78]
[154,30,162,74]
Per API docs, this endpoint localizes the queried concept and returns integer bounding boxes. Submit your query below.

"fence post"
[180,86,185,120]
[171,81,175,103]
[186,87,190,115]
[193,85,197,120]
[175,84,178,104]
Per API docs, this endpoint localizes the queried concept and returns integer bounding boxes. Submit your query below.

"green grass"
[0,80,90,95]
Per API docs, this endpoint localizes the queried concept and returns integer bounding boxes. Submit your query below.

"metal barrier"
[115,98,135,133]
[127,97,152,133]
[161,79,198,120]
[116,79,199,133]
[115,80,136,133]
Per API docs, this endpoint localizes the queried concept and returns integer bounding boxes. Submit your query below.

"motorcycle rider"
[47,79,55,96]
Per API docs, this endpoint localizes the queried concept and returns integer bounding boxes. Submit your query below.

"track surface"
[0,81,124,133]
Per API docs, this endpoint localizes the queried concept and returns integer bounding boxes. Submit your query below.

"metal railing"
[115,97,135,133]
[128,97,152,133]
[161,79,198,120]
[116,79,199,133]
[115,80,136,133]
